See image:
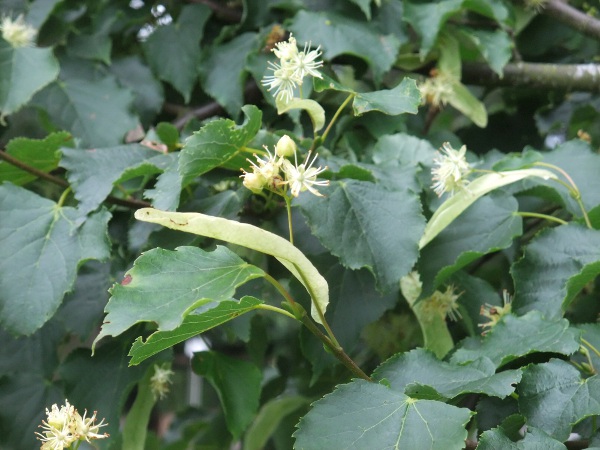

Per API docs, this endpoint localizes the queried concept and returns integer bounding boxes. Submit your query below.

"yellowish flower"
[479,290,512,334]
[150,364,175,400]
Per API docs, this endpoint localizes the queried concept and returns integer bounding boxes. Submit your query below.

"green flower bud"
[275,135,297,158]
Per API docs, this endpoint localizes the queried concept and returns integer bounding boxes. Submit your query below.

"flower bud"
[0,15,37,48]
[242,171,266,193]
[275,135,297,158]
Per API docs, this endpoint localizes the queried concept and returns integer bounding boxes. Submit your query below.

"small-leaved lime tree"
[1,1,600,449]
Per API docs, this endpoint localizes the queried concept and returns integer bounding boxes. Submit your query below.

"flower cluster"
[0,14,37,48]
[36,400,108,449]
[241,135,329,198]
[418,71,455,109]
[150,364,175,400]
[423,285,462,322]
[261,34,323,103]
[479,290,512,334]
[431,142,471,197]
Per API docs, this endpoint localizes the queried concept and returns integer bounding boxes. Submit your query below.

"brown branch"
[0,149,151,209]
[461,62,600,92]
[542,0,600,41]
[186,0,242,22]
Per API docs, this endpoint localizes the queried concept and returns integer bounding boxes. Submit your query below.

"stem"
[534,162,593,228]
[56,187,72,208]
[256,304,297,320]
[582,338,600,359]
[515,211,568,225]
[283,194,294,244]
[314,93,355,150]
[542,0,600,41]
[263,272,370,381]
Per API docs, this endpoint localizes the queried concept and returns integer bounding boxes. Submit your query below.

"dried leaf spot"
[121,274,132,285]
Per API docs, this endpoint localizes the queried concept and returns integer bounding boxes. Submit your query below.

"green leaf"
[511,224,600,319]
[200,32,258,117]
[0,183,110,335]
[478,425,567,449]
[0,373,63,449]
[133,208,330,325]
[60,144,174,215]
[353,78,421,116]
[519,359,600,441]
[451,311,580,368]
[372,132,436,167]
[144,160,182,211]
[419,192,522,296]
[244,395,308,450]
[347,0,373,20]
[128,296,264,366]
[294,379,472,449]
[155,122,180,150]
[0,131,72,185]
[192,351,262,439]
[276,97,325,133]
[298,179,425,291]
[373,348,522,400]
[460,28,512,76]
[0,38,59,116]
[463,0,512,25]
[403,0,464,58]
[110,55,165,126]
[447,79,488,127]
[94,246,265,345]
[179,105,262,185]
[32,76,139,147]
[290,11,401,83]
[419,168,557,248]
[142,4,211,102]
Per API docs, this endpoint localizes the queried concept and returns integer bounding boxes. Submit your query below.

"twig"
[462,62,600,92]
[0,149,151,209]
[186,0,242,22]
[542,0,600,41]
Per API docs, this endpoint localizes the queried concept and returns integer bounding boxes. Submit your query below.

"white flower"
[281,151,329,197]
[261,61,299,103]
[418,72,454,108]
[0,14,37,48]
[261,33,324,102]
[73,409,109,442]
[431,142,471,197]
[288,41,323,80]
[241,148,284,193]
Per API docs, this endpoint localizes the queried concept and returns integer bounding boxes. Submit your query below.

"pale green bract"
[419,168,558,248]
[134,208,329,325]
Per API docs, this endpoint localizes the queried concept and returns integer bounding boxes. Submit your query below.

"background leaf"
[192,351,262,439]
[519,359,600,441]
[290,11,401,84]
[32,75,139,147]
[0,38,59,116]
[512,224,600,319]
[142,4,211,102]
[353,78,421,116]
[0,183,110,335]
[298,179,426,291]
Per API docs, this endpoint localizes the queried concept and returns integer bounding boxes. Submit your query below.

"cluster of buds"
[261,33,324,103]
[479,290,513,334]
[241,135,329,198]
[431,142,472,197]
[150,364,175,400]
[36,400,108,449]
[0,14,37,48]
